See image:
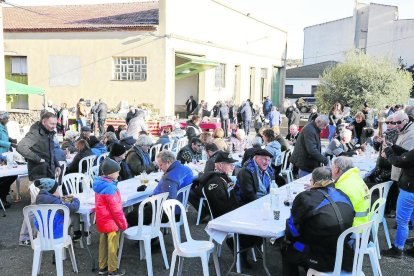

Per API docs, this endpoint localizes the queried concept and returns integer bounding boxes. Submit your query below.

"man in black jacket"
[282,167,355,275]
[17,112,61,181]
[290,115,329,177]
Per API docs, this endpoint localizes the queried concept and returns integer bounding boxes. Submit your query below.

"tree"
[316,51,413,114]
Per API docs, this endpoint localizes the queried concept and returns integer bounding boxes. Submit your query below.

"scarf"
[134,145,151,166]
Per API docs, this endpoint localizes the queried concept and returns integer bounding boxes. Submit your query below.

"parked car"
[295,97,316,113]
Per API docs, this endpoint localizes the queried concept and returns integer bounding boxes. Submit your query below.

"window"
[113,57,147,81]
[215,63,226,88]
[261,68,268,79]
[311,85,318,95]
[11,57,27,75]
[285,85,293,95]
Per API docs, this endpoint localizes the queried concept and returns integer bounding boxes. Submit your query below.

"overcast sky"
[5,0,414,59]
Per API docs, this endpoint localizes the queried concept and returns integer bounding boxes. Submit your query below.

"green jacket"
[335,167,370,226]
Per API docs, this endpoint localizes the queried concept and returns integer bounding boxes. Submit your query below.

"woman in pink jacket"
[93,158,127,276]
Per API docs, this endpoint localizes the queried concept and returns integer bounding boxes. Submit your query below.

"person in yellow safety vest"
[331,156,370,226]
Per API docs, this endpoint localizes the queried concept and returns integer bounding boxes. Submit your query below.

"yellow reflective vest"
[335,167,370,226]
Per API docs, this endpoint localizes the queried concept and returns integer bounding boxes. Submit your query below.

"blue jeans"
[298,169,311,178]
[77,118,86,131]
[328,125,336,142]
[394,189,414,249]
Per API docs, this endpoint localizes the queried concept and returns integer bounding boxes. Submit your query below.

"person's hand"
[55,167,61,179]
[10,138,17,144]
[11,143,17,148]
[381,150,387,159]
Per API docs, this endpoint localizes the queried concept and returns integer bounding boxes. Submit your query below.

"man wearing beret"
[235,149,275,206]
[100,143,133,181]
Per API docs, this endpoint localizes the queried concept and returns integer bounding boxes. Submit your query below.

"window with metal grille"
[11,57,27,75]
[113,57,147,81]
[215,63,226,88]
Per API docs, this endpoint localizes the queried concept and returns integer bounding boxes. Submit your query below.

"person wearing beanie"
[89,135,108,157]
[99,143,133,181]
[93,158,127,276]
[34,178,81,241]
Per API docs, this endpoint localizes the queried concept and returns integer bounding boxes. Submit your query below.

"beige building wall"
[4,31,168,113]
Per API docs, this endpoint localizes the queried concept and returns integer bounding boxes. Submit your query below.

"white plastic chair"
[0,198,6,217]
[62,173,91,195]
[162,142,173,151]
[160,184,192,242]
[173,138,188,156]
[58,161,67,178]
[162,199,221,276]
[78,155,96,175]
[369,181,393,250]
[23,204,78,276]
[307,220,374,276]
[364,198,385,276]
[280,150,293,183]
[96,152,109,168]
[29,183,40,204]
[149,144,162,161]
[89,165,99,182]
[118,192,169,276]
[196,196,207,226]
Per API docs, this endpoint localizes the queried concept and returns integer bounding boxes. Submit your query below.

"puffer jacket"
[93,176,127,233]
[335,168,370,226]
[391,122,414,181]
[265,140,282,166]
[35,190,80,239]
[17,121,59,181]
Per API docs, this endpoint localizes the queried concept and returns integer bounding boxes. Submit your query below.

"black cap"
[214,152,238,163]
[110,143,126,157]
[81,126,91,132]
[253,149,273,158]
[205,143,219,152]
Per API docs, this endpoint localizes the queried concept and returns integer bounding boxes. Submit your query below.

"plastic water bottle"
[270,180,278,195]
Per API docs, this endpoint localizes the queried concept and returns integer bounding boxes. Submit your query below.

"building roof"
[286,61,338,78]
[3,2,159,32]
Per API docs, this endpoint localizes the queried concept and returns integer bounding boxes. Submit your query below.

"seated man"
[236,149,275,206]
[176,137,203,164]
[127,150,193,226]
[324,129,358,157]
[100,143,133,181]
[286,124,300,146]
[34,178,82,240]
[282,168,355,276]
[203,143,220,173]
[126,134,156,176]
[200,151,239,218]
[332,156,370,226]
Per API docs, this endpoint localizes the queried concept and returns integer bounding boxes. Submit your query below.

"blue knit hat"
[34,178,59,194]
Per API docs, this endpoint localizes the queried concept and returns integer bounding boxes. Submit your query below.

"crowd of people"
[1,95,414,275]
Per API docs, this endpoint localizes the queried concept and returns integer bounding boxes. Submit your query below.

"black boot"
[381,245,403,258]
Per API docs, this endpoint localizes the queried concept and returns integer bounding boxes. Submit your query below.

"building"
[3,0,287,116]
[285,61,337,98]
[303,2,414,67]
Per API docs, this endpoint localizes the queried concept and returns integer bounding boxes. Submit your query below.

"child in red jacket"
[93,158,127,276]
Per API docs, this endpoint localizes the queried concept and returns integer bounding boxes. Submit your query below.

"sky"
[5,0,414,59]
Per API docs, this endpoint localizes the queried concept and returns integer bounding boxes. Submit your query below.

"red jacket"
[93,176,127,233]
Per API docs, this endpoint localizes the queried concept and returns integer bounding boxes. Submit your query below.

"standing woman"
[0,112,18,208]
[328,102,343,142]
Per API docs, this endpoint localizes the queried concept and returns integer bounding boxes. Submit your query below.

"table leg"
[14,175,22,202]
[225,233,238,276]
[262,238,271,276]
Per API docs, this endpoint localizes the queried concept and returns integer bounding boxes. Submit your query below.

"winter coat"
[53,142,66,162]
[17,122,59,181]
[204,151,221,173]
[96,102,108,120]
[276,135,290,152]
[235,159,274,205]
[185,121,202,141]
[0,124,11,153]
[391,122,414,181]
[200,171,239,218]
[93,176,127,233]
[125,145,156,176]
[155,135,171,146]
[177,145,202,164]
[335,168,370,227]
[127,116,148,140]
[186,99,197,114]
[91,143,108,157]
[119,136,136,151]
[240,104,253,121]
[125,110,136,125]
[267,110,282,127]
[76,102,87,119]
[265,140,282,166]
[90,104,99,122]
[385,145,414,193]
[219,105,229,120]
[290,122,327,172]
[263,99,273,116]
[66,149,94,174]
[35,189,80,239]
[286,185,355,272]
[289,108,301,126]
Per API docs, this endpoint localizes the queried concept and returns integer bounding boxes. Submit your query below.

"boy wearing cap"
[93,158,127,276]
[34,178,81,240]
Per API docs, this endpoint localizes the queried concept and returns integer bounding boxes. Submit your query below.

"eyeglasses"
[389,120,406,125]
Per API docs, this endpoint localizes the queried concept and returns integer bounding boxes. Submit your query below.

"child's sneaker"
[72,231,82,242]
[108,269,126,276]
[98,267,108,275]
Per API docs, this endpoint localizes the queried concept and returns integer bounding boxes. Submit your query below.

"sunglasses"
[389,120,405,125]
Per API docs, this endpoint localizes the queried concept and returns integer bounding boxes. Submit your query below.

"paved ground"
[0,179,414,276]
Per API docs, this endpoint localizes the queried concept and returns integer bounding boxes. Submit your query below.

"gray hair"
[105,132,118,143]
[136,134,153,147]
[156,150,176,164]
[404,105,414,117]
[119,130,128,140]
[315,115,329,125]
[0,111,9,120]
[312,167,332,182]
[393,111,408,121]
[333,156,354,173]
[339,129,352,140]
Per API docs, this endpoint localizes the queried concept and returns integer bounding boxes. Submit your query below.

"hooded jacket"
[335,167,370,226]
[93,176,127,233]
[17,121,59,181]
[91,142,108,157]
[265,140,282,166]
